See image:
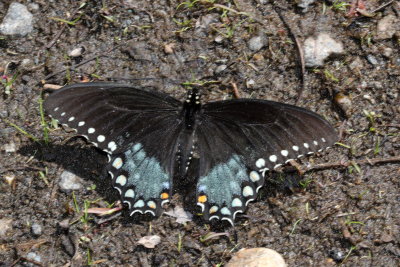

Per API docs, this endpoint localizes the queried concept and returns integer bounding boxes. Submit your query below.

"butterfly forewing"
[44,82,183,215]
[194,99,337,224]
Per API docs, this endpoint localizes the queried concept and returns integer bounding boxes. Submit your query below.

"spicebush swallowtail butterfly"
[45,82,337,225]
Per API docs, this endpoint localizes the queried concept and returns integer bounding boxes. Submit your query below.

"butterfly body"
[45,82,337,225]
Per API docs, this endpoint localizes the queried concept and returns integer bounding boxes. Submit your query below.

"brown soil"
[0,0,399,266]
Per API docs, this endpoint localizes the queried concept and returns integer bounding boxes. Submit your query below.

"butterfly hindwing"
[195,99,337,224]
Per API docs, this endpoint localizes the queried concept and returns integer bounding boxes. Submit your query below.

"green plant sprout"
[177,233,183,253]
[173,18,193,33]
[49,15,82,26]
[5,119,39,142]
[331,0,350,12]
[177,0,199,9]
[38,167,49,186]
[289,219,302,236]
[323,69,339,82]
[299,177,313,189]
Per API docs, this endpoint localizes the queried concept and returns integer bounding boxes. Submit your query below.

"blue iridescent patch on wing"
[108,143,171,216]
[196,154,257,224]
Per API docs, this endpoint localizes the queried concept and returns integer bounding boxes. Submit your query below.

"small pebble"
[366,55,379,66]
[4,174,16,185]
[304,33,343,67]
[21,58,34,69]
[379,46,393,58]
[226,248,286,267]
[3,142,16,152]
[375,15,398,40]
[68,47,85,57]
[24,252,41,267]
[298,0,317,11]
[138,235,161,249]
[334,93,352,116]
[329,249,345,262]
[59,219,70,230]
[214,35,224,43]
[31,223,42,236]
[0,2,33,36]
[58,170,83,192]
[165,206,193,224]
[27,3,40,11]
[246,79,255,88]
[248,35,267,52]
[0,219,13,237]
[348,57,363,70]
[164,43,175,54]
[214,64,227,74]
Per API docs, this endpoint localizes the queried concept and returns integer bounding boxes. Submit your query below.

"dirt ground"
[0,0,399,266]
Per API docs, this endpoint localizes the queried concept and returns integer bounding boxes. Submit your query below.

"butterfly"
[44,82,337,225]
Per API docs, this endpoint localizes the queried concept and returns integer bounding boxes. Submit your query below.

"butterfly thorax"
[174,89,202,178]
[182,88,201,130]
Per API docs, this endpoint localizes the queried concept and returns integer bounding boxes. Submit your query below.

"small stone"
[28,3,40,11]
[248,35,267,52]
[304,33,344,67]
[298,0,317,11]
[214,35,224,43]
[375,15,398,40]
[58,170,83,192]
[3,142,16,152]
[0,2,33,36]
[226,248,286,267]
[329,249,345,262]
[59,219,70,230]
[214,64,227,74]
[334,93,352,116]
[246,79,255,88]
[25,252,41,266]
[165,206,193,224]
[0,219,13,237]
[348,57,363,70]
[366,54,379,65]
[380,232,393,243]
[379,46,393,58]
[68,47,85,57]
[31,223,42,236]
[21,58,33,68]
[164,43,175,54]
[138,235,161,249]
[4,174,16,185]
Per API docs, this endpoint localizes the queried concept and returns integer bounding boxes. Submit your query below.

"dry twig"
[305,156,400,173]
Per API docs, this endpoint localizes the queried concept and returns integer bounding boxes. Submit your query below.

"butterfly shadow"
[19,139,114,197]
[18,138,167,225]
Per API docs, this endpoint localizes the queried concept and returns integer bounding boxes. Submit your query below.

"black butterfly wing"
[195,99,337,224]
[44,82,183,216]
